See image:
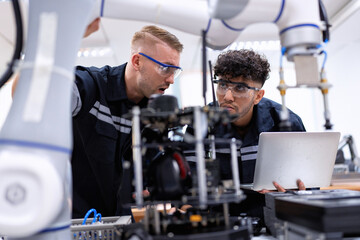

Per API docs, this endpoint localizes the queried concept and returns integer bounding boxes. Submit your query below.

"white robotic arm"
[93,0,324,60]
[209,0,323,60]
[0,0,96,239]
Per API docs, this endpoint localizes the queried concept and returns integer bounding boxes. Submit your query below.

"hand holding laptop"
[257,179,306,194]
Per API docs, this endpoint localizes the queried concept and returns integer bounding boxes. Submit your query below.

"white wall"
[326,8,360,151]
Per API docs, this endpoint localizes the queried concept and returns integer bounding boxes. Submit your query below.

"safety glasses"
[139,52,183,79]
[213,79,260,98]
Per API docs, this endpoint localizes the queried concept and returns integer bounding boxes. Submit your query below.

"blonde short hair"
[131,25,183,53]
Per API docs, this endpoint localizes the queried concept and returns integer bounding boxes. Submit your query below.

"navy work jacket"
[72,63,148,218]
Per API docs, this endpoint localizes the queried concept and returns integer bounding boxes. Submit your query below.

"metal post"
[223,202,230,228]
[230,138,241,196]
[210,135,216,160]
[320,70,332,130]
[194,107,207,208]
[154,207,161,235]
[144,205,149,232]
[132,106,143,208]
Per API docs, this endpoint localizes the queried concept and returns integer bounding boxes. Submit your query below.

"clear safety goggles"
[139,52,183,79]
[213,79,260,98]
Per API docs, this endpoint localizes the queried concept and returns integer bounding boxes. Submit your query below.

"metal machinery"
[335,135,360,173]
[0,0,338,240]
[272,189,360,240]
[125,94,251,240]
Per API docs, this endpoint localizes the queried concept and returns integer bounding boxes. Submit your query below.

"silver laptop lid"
[252,132,340,191]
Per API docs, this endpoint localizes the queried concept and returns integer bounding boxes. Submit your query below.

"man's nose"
[165,74,175,84]
[223,89,234,101]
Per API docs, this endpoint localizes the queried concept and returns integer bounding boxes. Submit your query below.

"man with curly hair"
[213,49,305,222]
[212,49,305,184]
[184,49,305,225]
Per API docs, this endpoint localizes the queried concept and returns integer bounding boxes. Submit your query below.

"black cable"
[0,0,23,89]
[319,0,331,42]
[202,29,207,106]
[208,60,218,107]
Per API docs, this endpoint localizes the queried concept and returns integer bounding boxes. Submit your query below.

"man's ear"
[131,53,141,71]
[254,89,265,105]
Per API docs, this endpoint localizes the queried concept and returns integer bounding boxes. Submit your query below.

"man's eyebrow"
[234,82,249,87]
[224,80,249,87]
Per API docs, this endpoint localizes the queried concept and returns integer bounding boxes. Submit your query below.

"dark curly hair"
[214,49,270,86]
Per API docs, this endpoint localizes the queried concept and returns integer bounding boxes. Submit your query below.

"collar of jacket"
[105,63,149,108]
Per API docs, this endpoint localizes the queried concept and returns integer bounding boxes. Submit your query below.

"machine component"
[193,106,208,208]
[129,95,192,205]
[319,60,333,130]
[265,190,360,238]
[274,189,360,239]
[147,148,192,201]
[336,135,360,172]
[277,65,291,131]
[127,94,249,239]
[120,223,152,240]
[134,205,252,240]
[130,95,244,205]
[277,47,333,130]
[71,216,132,240]
[263,191,291,237]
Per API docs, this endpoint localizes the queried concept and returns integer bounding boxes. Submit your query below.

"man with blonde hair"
[72,25,183,218]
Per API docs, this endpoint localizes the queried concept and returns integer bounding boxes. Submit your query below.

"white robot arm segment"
[95,0,324,59]
[94,0,242,49]
[0,150,63,238]
[209,0,323,60]
[0,0,96,239]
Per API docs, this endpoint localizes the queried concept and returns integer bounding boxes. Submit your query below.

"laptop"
[241,132,341,191]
